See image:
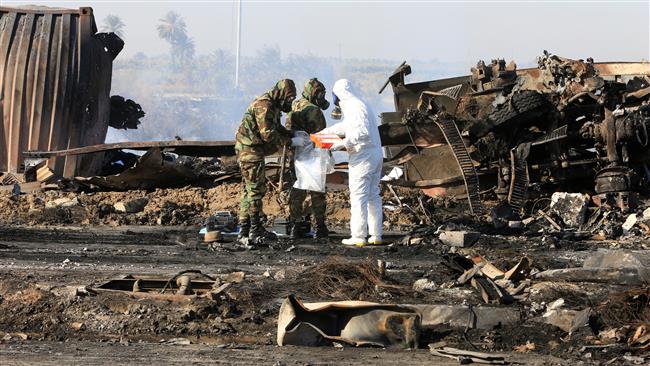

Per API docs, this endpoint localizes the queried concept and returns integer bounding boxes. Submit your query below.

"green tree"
[157,11,193,68]
[101,14,125,39]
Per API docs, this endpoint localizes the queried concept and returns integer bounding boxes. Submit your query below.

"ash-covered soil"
[1,182,650,365]
[2,223,649,365]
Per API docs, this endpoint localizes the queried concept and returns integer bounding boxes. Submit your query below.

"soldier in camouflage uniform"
[235,79,299,244]
[286,78,331,239]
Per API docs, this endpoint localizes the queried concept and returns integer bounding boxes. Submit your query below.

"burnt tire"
[487,91,549,127]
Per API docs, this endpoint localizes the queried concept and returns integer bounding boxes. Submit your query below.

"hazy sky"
[4,0,649,67]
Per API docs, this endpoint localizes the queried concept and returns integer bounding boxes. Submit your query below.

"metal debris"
[429,346,506,365]
[379,53,650,215]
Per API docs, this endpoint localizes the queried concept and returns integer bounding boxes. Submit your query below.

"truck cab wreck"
[379,52,650,217]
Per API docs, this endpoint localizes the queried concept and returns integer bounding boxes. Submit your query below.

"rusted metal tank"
[0,6,122,178]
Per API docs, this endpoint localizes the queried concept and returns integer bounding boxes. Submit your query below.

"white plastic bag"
[293,144,334,193]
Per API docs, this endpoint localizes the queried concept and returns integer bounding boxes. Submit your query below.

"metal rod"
[278,146,287,191]
[234,0,242,88]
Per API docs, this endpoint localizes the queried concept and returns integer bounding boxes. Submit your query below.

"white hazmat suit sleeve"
[321,79,384,242]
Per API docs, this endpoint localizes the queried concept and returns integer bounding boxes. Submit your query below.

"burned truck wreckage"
[379,53,650,217]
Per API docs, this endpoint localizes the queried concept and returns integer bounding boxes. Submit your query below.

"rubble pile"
[0,184,429,230]
[0,272,263,344]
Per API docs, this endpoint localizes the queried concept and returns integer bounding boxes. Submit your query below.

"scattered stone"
[508,220,523,229]
[549,192,589,228]
[546,298,565,311]
[211,282,231,296]
[622,214,638,235]
[70,322,85,331]
[225,271,245,283]
[273,270,286,281]
[75,286,96,297]
[542,307,591,333]
[643,207,650,221]
[408,237,424,246]
[114,197,149,213]
[513,341,535,352]
[45,197,79,209]
[413,278,436,292]
[438,231,480,247]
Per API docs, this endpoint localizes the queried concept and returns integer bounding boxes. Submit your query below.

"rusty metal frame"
[1,6,117,177]
[24,140,237,158]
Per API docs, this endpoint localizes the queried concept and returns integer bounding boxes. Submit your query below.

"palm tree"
[157,11,189,67]
[176,34,195,67]
[101,14,125,39]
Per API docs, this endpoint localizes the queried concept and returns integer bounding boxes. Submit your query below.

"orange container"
[310,134,343,149]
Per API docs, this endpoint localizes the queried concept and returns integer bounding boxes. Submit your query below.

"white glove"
[330,140,346,151]
[291,136,307,147]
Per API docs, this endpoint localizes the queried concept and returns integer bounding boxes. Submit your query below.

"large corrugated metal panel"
[0,6,115,178]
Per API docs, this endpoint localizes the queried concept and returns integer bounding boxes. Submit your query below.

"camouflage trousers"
[289,188,326,224]
[238,159,267,221]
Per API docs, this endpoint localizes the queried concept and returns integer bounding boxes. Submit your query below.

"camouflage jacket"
[235,93,292,161]
[285,98,326,134]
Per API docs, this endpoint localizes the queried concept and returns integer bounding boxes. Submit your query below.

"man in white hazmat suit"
[319,79,383,247]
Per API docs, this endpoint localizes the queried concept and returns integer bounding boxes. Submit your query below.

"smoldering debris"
[295,257,410,300]
[74,148,230,191]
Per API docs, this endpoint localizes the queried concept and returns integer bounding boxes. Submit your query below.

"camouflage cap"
[270,79,296,103]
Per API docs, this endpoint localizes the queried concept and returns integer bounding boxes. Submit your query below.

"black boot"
[237,217,250,242]
[289,220,304,240]
[249,213,276,245]
[314,220,329,239]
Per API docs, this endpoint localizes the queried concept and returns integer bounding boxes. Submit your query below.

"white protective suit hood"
[323,79,384,241]
[331,79,381,153]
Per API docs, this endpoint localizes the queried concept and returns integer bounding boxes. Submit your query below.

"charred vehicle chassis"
[378,52,650,216]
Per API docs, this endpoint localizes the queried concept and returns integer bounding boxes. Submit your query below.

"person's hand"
[291,136,307,147]
[330,140,346,151]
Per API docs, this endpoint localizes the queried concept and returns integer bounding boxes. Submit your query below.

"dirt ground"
[1,211,649,365]
[1,182,650,364]
[0,183,423,230]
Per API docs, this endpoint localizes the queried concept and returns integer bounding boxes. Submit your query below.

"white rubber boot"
[341,237,367,247]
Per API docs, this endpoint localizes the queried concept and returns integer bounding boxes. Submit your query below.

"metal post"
[234,0,242,88]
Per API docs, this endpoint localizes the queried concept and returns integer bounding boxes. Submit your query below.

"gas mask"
[330,91,342,119]
[331,106,342,120]
[315,91,330,110]
[281,96,295,113]
[272,79,297,113]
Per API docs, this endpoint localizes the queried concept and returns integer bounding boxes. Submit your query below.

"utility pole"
[235,0,242,88]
